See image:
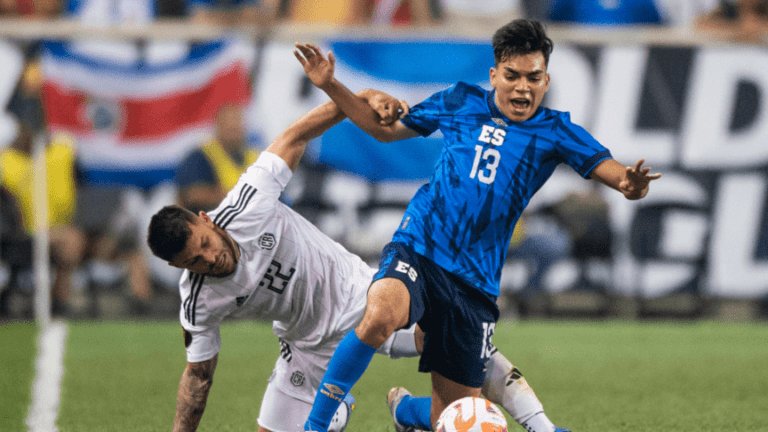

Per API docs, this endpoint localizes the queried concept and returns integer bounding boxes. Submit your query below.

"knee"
[356,280,410,346]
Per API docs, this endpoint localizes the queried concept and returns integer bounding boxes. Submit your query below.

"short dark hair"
[492,19,554,66]
[147,205,197,262]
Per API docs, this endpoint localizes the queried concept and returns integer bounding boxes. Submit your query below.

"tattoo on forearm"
[172,355,218,432]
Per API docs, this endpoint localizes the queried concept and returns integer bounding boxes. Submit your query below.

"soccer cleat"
[554,428,571,432]
[328,392,356,432]
[387,387,423,432]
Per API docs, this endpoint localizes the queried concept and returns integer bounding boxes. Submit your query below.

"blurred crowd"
[0,0,766,320]
[0,0,764,36]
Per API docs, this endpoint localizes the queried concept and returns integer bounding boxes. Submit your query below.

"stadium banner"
[250,39,768,300]
[41,39,253,189]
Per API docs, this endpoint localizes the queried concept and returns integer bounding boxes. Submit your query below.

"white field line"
[26,321,67,432]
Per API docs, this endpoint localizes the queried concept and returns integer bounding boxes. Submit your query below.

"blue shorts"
[373,242,500,388]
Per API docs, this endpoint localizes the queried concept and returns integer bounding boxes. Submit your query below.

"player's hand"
[619,159,662,200]
[294,43,335,90]
[364,90,410,125]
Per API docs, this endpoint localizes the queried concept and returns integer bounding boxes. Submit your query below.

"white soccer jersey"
[179,152,372,363]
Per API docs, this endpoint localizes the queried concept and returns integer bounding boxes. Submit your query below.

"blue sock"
[396,395,432,430]
[304,331,376,431]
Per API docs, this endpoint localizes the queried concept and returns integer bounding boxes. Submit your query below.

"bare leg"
[430,372,482,429]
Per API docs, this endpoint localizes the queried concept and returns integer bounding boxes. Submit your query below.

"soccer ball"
[436,397,508,432]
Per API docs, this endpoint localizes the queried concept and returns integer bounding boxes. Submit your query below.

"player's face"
[168,212,239,277]
[489,52,550,123]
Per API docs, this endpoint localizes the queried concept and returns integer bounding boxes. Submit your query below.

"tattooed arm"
[173,355,218,432]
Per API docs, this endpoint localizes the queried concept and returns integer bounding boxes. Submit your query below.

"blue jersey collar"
[486,89,544,125]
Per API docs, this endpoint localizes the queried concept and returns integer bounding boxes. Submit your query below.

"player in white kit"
[148,93,556,432]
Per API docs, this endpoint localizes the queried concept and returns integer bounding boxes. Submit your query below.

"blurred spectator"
[654,0,720,28]
[546,0,666,25]
[175,103,258,214]
[371,0,435,26]
[506,213,573,298]
[438,0,523,32]
[72,170,156,314]
[60,0,191,23]
[1,54,85,316]
[0,0,61,18]
[0,185,31,316]
[694,0,768,43]
[0,124,86,316]
[62,0,155,24]
[10,46,155,316]
[545,185,613,292]
[189,0,281,26]
[288,0,370,24]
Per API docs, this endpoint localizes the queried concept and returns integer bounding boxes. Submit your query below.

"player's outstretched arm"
[265,100,346,171]
[590,158,662,200]
[294,42,418,143]
[266,90,408,171]
[172,355,218,432]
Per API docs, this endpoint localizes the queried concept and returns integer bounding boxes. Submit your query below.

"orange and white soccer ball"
[436,397,508,432]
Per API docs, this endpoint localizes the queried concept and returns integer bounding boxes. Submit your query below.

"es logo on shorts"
[395,260,418,282]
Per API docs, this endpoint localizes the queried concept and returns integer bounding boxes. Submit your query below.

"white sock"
[522,412,557,432]
[481,351,555,432]
[381,324,419,359]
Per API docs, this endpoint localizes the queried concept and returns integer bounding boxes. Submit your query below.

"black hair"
[492,19,554,66]
[147,205,197,262]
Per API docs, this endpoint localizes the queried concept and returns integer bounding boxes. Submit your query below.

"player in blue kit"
[295,19,661,432]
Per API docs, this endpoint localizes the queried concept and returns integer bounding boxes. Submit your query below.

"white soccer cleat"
[387,387,424,432]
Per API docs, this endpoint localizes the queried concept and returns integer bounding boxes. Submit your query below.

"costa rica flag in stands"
[41,39,253,188]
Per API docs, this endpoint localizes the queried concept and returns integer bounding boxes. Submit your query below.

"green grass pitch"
[3,319,767,431]
[0,321,37,432]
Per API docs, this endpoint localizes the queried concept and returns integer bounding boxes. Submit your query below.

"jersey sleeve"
[182,323,222,363]
[206,150,292,234]
[239,151,292,195]
[400,84,459,137]
[179,273,224,363]
[552,112,613,178]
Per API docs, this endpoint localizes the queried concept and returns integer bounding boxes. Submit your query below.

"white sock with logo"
[482,351,556,432]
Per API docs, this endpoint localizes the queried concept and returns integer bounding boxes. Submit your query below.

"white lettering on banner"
[592,46,675,165]
[708,173,768,297]
[617,173,710,297]
[546,45,596,127]
[682,48,768,169]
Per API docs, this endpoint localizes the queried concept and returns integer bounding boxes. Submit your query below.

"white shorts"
[258,380,313,432]
[256,326,417,431]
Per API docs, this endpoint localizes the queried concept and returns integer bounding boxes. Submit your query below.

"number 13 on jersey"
[470,125,505,185]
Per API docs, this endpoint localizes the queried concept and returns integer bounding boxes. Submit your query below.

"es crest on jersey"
[491,117,508,127]
[478,124,507,146]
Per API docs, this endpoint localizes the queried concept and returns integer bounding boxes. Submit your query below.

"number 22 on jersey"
[470,125,506,185]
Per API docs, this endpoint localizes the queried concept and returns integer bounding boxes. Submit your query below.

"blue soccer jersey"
[396,82,612,296]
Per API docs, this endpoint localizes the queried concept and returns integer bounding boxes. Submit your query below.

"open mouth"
[511,98,530,110]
